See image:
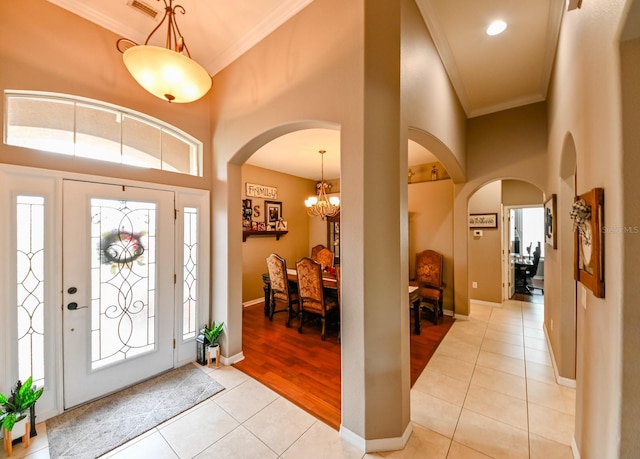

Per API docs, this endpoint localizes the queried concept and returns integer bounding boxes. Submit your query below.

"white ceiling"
[46,0,564,181]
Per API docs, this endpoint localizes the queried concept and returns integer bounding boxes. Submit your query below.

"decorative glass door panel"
[63,181,174,408]
[90,198,157,369]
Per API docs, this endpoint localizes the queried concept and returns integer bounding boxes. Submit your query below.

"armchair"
[265,253,297,325]
[295,257,339,340]
[315,248,334,270]
[310,244,326,261]
[415,249,446,325]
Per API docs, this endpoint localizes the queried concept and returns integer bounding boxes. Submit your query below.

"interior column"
[339,0,410,452]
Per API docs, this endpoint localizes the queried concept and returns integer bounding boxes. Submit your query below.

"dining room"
[237,131,456,427]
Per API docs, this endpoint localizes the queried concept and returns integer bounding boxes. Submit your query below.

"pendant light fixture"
[116,0,212,103]
[305,150,340,219]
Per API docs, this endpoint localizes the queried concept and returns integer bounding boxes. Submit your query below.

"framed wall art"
[264,200,282,224]
[544,194,557,249]
[469,213,498,228]
[571,187,604,298]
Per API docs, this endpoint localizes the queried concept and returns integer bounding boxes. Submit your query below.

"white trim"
[571,437,581,458]
[221,351,245,366]
[543,323,577,388]
[0,164,211,421]
[4,90,203,177]
[454,313,470,320]
[443,309,454,316]
[340,422,412,453]
[470,299,502,308]
[175,192,211,367]
[243,298,263,308]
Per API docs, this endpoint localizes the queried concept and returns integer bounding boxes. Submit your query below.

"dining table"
[263,271,424,335]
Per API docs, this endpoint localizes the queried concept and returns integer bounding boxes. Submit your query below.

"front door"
[62,180,175,408]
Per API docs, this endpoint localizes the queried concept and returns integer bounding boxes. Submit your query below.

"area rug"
[46,364,224,459]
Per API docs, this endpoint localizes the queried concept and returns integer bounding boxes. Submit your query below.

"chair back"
[316,248,334,270]
[415,249,444,288]
[311,244,326,261]
[296,257,325,314]
[266,253,291,301]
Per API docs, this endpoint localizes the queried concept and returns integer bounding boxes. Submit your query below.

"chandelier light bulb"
[305,150,340,219]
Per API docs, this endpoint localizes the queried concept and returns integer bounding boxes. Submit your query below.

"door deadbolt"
[67,287,77,294]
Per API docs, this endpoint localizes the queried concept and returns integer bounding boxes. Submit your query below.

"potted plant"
[203,321,224,367]
[204,321,224,346]
[0,377,43,454]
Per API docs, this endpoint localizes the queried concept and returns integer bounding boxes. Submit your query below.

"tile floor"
[6,298,575,458]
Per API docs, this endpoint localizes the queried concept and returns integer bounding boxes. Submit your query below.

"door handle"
[67,302,78,310]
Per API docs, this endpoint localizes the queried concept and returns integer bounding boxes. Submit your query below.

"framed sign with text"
[245,182,277,199]
[468,213,498,228]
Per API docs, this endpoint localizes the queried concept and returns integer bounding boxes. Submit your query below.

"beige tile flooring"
[6,298,575,458]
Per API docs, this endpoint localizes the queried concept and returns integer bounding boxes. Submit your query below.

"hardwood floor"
[233,303,454,430]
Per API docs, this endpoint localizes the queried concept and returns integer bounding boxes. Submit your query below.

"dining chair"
[415,249,446,325]
[310,244,326,261]
[295,257,339,340]
[265,253,297,325]
[315,248,334,270]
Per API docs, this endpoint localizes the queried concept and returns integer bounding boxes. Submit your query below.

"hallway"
[12,298,574,458]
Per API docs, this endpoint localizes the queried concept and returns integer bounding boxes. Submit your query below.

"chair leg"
[298,311,304,333]
[321,317,326,341]
[285,305,291,327]
[269,294,275,321]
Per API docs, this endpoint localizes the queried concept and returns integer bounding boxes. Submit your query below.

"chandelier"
[116,0,212,103]
[305,150,340,219]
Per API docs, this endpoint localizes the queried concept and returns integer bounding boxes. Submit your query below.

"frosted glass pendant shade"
[123,45,212,103]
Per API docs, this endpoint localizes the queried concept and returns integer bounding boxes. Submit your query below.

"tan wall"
[241,164,314,302]
[620,33,640,459]
[209,0,468,443]
[467,181,502,303]
[0,0,211,190]
[453,102,548,316]
[546,1,632,456]
[408,179,454,311]
[502,180,543,206]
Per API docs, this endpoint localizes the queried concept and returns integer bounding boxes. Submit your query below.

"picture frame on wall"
[264,200,282,223]
[544,194,557,249]
[572,188,604,298]
[468,213,498,228]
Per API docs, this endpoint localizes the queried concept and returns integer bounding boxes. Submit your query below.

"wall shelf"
[242,230,288,242]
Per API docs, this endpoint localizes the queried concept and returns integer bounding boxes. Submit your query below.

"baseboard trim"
[243,298,263,307]
[571,437,581,458]
[543,323,577,388]
[453,313,470,320]
[340,422,412,453]
[221,351,245,365]
[470,299,502,308]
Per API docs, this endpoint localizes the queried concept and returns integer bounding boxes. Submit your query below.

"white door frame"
[0,164,209,422]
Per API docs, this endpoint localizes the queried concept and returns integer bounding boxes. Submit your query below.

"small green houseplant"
[0,377,43,432]
[203,321,224,347]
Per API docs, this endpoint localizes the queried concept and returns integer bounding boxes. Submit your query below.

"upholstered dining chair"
[415,249,446,325]
[265,253,297,326]
[315,248,334,270]
[310,244,326,261]
[295,257,339,340]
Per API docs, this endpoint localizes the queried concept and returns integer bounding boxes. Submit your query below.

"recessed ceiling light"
[486,20,507,36]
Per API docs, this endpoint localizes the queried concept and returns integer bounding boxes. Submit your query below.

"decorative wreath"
[100,230,146,265]
[570,198,591,238]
